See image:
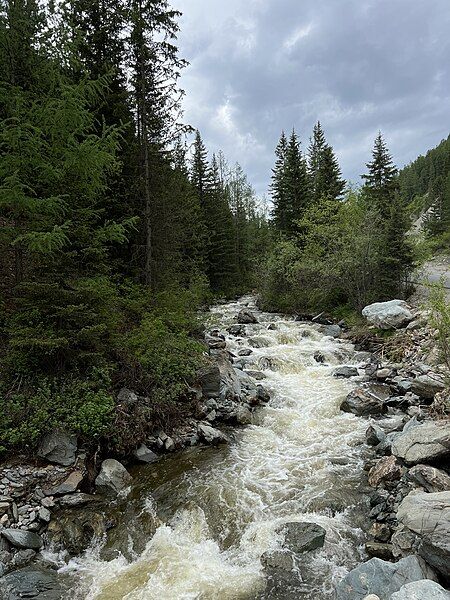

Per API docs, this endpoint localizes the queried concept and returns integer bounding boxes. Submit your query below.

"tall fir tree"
[362,131,398,219]
[308,121,345,203]
[270,130,288,231]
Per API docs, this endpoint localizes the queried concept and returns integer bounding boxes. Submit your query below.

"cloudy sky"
[174,0,450,197]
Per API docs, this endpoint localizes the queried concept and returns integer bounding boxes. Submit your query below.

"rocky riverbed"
[0,296,449,599]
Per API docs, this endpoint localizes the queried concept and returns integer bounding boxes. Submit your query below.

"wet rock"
[38,507,51,523]
[261,549,294,571]
[0,566,62,600]
[37,431,77,466]
[204,332,226,350]
[390,580,450,599]
[365,542,394,560]
[1,530,42,551]
[49,470,83,495]
[133,444,159,464]
[368,456,402,488]
[244,369,266,380]
[391,420,450,465]
[227,324,246,336]
[407,464,450,493]
[334,555,437,600]
[237,309,258,324]
[366,425,386,447]
[397,490,450,578]
[391,524,419,558]
[95,459,132,494]
[256,385,270,403]
[58,493,96,507]
[47,512,107,556]
[8,549,36,571]
[248,336,270,348]
[280,521,326,554]
[333,366,359,379]
[313,351,326,364]
[217,353,241,400]
[197,423,228,445]
[341,385,389,416]
[362,300,414,330]
[238,348,252,356]
[411,374,445,399]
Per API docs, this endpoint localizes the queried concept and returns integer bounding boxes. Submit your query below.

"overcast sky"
[174,0,450,197]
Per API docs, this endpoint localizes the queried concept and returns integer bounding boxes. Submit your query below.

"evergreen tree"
[307,121,327,200]
[315,144,346,202]
[270,130,288,231]
[362,132,398,219]
[191,130,211,206]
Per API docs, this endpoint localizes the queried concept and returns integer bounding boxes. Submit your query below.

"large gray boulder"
[280,521,326,554]
[197,423,228,445]
[1,530,42,551]
[407,464,450,493]
[391,421,450,465]
[133,444,159,464]
[362,300,414,330]
[411,374,446,399]
[335,555,437,600]
[0,566,62,600]
[37,431,77,466]
[95,459,132,494]
[397,490,450,578]
[197,362,221,398]
[390,580,450,599]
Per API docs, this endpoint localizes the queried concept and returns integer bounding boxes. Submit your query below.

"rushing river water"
[65,297,372,599]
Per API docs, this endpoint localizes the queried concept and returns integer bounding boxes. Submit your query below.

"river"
[65,296,372,599]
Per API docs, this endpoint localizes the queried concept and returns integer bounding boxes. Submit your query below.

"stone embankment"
[335,298,450,600]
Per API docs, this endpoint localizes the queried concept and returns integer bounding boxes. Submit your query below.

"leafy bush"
[0,370,114,453]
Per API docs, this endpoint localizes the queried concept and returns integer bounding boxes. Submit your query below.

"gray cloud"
[174,0,450,196]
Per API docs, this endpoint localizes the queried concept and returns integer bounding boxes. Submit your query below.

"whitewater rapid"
[65,296,371,599]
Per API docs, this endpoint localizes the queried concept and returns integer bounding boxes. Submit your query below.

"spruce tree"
[308,121,345,203]
[362,132,398,219]
[191,130,211,206]
[270,131,288,231]
[284,129,310,234]
[307,121,327,200]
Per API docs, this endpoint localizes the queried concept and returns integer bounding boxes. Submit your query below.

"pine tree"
[362,132,398,219]
[191,130,211,206]
[307,121,327,199]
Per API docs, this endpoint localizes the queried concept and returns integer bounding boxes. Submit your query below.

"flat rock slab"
[0,566,62,600]
[397,490,450,578]
[335,555,437,600]
[1,529,43,550]
[280,521,326,554]
[390,579,450,599]
[391,420,450,465]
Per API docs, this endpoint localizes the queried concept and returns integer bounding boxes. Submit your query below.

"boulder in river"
[334,555,437,600]
[95,459,132,494]
[361,299,414,329]
[397,490,450,578]
[197,362,221,398]
[1,530,42,551]
[391,420,450,465]
[279,521,326,554]
[227,324,246,336]
[37,430,77,466]
[390,580,450,600]
[237,309,258,324]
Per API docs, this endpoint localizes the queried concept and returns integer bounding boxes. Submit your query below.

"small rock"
[58,493,95,507]
[365,542,394,560]
[238,348,252,356]
[38,507,51,523]
[411,374,445,399]
[369,522,391,542]
[49,470,83,495]
[366,425,386,447]
[390,580,450,599]
[117,388,138,404]
[407,464,450,493]
[197,423,228,445]
[133,444,159,464]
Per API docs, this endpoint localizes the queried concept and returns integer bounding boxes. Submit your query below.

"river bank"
[0,295,449,599]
